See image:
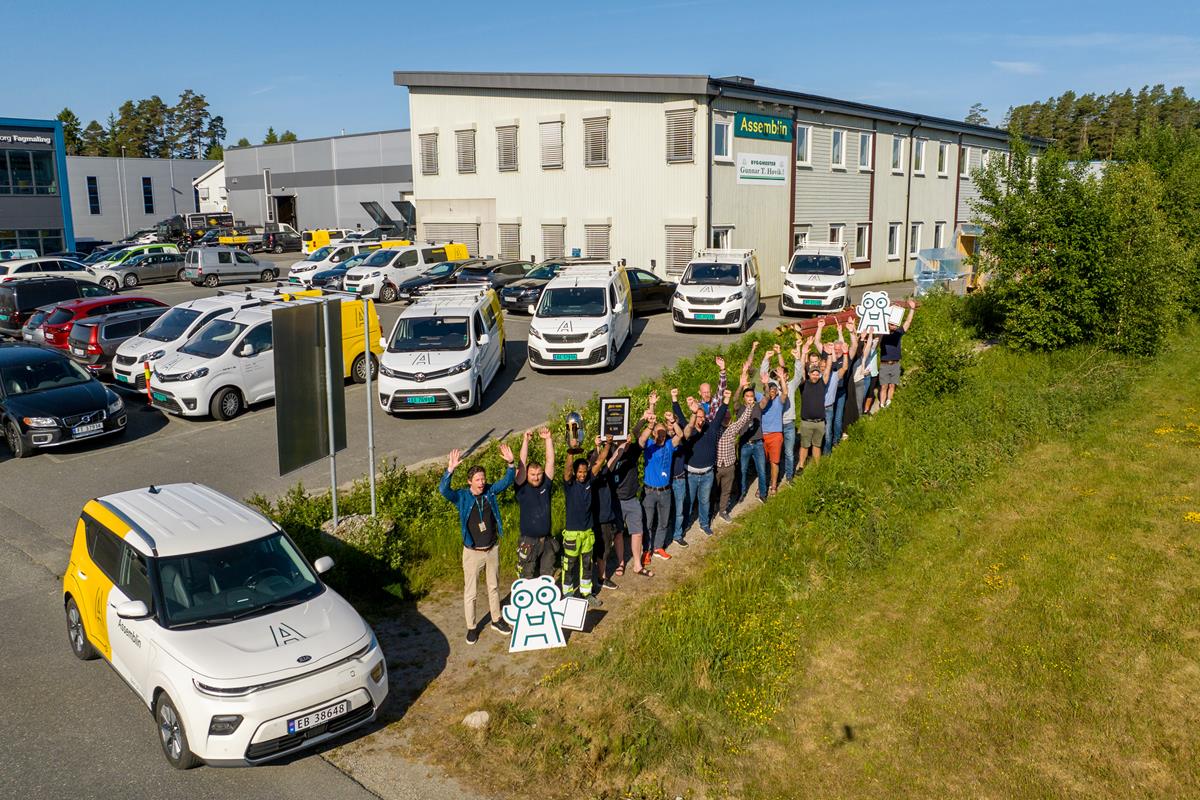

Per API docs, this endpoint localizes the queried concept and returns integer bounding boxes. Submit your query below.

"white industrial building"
[394,72,1034,294]
[67,155,218,242]
[192,162,227,213]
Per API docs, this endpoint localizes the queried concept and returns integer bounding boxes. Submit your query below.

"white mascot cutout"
[856,291,891,335]
[502,575,589,653]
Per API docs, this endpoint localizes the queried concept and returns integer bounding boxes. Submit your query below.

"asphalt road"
[0,253,908,797]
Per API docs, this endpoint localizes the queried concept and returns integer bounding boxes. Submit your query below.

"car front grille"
[115,354,138,366]
[529,345,607,366]
[673,308,739,325]
[62,410,104,428]
[244,701,375,761]
[386,390,458,411]
[685,295,724,306]
[541,332,588,344]
[388,365,457,382]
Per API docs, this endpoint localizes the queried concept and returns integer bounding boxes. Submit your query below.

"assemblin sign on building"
[734,112,792,141]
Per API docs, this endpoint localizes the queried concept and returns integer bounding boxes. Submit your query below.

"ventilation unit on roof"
[716,75,756,86]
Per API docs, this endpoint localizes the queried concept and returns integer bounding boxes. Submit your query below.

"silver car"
[92,251,187,291]
[182,246,278,288]
[21,303,59,345]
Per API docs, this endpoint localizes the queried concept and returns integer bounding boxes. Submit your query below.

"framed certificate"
[599,396,631,441]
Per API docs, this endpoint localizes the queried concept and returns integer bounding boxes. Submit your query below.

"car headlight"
[831,281,846,290]
[106,394,124,415]
[727,291,743,301]
[158,367,209,382]
[22,416,57,428]
[448,358,472,375]
[369,271,381,278]
[589,324,609,339]
[528,326,543,340]
[379,363,400,378]
[673,290,684,301]
[144,349,166,361]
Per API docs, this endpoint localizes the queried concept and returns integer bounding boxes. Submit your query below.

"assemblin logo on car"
[270,623,306,647]
[118,619,142,648]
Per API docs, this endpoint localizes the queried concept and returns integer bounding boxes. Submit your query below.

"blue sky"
[5,0,1197,145]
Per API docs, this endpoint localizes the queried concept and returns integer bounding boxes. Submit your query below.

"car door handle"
[76,570,87,580]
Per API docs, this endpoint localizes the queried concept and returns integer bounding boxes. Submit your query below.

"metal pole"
[363,293,377,517]
[324,300,339,528]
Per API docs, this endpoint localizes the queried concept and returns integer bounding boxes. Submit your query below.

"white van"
[527,264,632,371]
[343,243,472,302]
[778,242,853,315]
[377,286,505,413]
[670,249,761,332]
[287,241,384,283]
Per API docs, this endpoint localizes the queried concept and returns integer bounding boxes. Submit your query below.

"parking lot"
[0,251,906,797]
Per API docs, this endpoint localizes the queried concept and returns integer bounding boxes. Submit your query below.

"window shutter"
[419,134,438,176]
[542,224,565,259]
[584,225,611,260]
[540,122,563,169]
[498,224,521,259]
[665,108,695,163]
[455,130,476,174]
[583,117,608,167]
[664,225,694,277]
[496,126,518,172]
[423,223,479,256]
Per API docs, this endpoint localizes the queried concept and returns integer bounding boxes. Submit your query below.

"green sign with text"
[734,112,793,142]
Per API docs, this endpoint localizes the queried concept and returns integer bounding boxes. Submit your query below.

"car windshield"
[45,307,76,326]
[1,355,93,395]
[178,319,247,358]
[681,262,741,286]
[388,316,469,352]
[788,254,844,276]
[24,309,49,328]
[305,246,333,262]
[362,250,398,267]
[155,532,323,628]
[84,250,118,264]
[525,264,561,281]
[142,306,201,342]
[537,287,607,318]
[0,266,8,275]
[423,263,455,279]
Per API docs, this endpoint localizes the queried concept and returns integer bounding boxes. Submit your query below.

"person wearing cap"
[796,335,832,471]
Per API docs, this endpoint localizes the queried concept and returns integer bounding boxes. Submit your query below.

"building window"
[796,125,812,166]
[496,125,518,172]
[456,129,476,174]
[913,139,926,175]
[959,146,971,177]
[541,224,565,260]
[887,223,901,260]
[86,176,101,215]
[0,150,57,195]
[831,130,845,169]
[584,117,608,167]
[829,224,844,244]
[141,177,154,214]
[0,228,63,255]
[909,222,922,256]
[498,223,521,260]
[858,133,873,171]
[711,226,733,248]
[793,227,810,249]
[666,108,695,163]
[937,142,950,176]
[934,221,946,249]
[419,133,439,176]
[193,187,200,212]
[664,224,694,277]
[585,224,611,259]
[854,223,870,261]
[980,148,990,169]
[713,116,732,162]
[891,136,904,173]
[540,122,563,169]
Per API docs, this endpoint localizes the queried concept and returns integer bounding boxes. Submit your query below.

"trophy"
[565,411,585,447]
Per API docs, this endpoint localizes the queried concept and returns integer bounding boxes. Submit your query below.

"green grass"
[422,325,1200,798]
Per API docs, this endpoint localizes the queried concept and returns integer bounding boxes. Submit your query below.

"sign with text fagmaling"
[734,112,793,142]
[736,153,788,186]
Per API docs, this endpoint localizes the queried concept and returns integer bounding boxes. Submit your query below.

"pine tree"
[205,115,226,160]
[965,102,989,125]
[172,90,211,158]
[80,120,108,156]
[56,108,83,155]
[263,127,279,144]
[236,137,251,148]
[279,130,298,142]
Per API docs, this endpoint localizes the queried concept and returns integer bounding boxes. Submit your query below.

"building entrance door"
[273,195,298,229]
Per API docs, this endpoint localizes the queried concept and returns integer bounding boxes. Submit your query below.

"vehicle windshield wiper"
[229,595,307,621]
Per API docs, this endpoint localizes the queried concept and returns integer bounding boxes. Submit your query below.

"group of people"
[439,302,918,644]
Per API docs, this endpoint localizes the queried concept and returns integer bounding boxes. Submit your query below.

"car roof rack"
[410,285,490,313]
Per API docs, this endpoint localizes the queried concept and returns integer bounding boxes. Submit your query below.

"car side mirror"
[237,342,254,357]
[779,265,787,273]
[378,336,387,349]
[314,556,334,575]
[527,304,536,315]
[331,256,341,263]
[116,600,150,619]
[747,277,757,286]
[478,333,491,346]
[848,267,857,276]
[613,302,625,314]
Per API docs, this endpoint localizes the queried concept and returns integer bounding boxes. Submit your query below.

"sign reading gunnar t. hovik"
[736,153,788,186]
[734,113,793,142]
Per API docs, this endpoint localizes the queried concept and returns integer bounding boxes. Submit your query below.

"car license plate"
[71,422,103,437]
[802,299,822,306]
[406,396,436,405]
[0,314,8,321]
[115,373,132,383]
[695,313,716,320]
[152,391,169,402]
[72,347,86,356]
[553,353,578,361]
[286,700,350,734]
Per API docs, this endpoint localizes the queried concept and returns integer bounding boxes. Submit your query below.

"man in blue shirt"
[640,391,688,562]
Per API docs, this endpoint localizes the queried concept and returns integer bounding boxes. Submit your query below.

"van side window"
[473,311,486,342]
[118,545,154,608]
[398,250,419,267]
[422,248,448,264]
[218,251,233,264]
[241,323,273,355]
[80,283,109,297]
[609,285,618,308]
[84,515,123,581]
[235,252,254,264]
[481,302,497,329]
[106,319,141,339]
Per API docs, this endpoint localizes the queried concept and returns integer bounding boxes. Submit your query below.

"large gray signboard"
[273,301,347,476]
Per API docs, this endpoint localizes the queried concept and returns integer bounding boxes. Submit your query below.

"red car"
[40,295,167,350]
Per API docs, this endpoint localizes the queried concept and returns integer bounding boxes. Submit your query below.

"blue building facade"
[0,117,74,254]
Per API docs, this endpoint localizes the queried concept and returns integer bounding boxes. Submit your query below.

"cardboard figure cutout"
[502,576,588,653]
[856,291,891,334]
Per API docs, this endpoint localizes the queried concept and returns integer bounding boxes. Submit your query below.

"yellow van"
[301,228,354,255]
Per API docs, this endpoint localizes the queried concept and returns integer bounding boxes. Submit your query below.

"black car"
[0,278,116,337]
[263,230,302,254]
[626,267,676,314]
[497,261,574,313]
[455,259,533,289]
[0,344,126,457]
[397,259,481,300]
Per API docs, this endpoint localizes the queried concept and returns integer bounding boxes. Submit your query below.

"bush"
[904,292,977,396]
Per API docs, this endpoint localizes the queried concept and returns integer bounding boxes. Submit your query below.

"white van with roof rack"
[342,242,470,302]
[670,248,760,332]
[377,285,505,413]
[526,264,631,371]
[778,242,853,315]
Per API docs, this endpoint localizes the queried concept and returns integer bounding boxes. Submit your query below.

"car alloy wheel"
[472,378,484,413]
[123,273,139,288]
[100,277,119,292]
[260,268,274,282]
[176,268,186,281]
[203,274,219,287]
[380,283,397,304]
[274,244,284,254]
[352,353,377,384]
[210,387,243,421]
[65,597,97,660]
[6,421,28,458]
[154,694,198,769]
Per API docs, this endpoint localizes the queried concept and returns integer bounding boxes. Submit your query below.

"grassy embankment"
[429,324,1200,799]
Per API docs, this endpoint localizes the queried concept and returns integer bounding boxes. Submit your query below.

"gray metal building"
[67,155,218,242]
[224,130,413,232]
